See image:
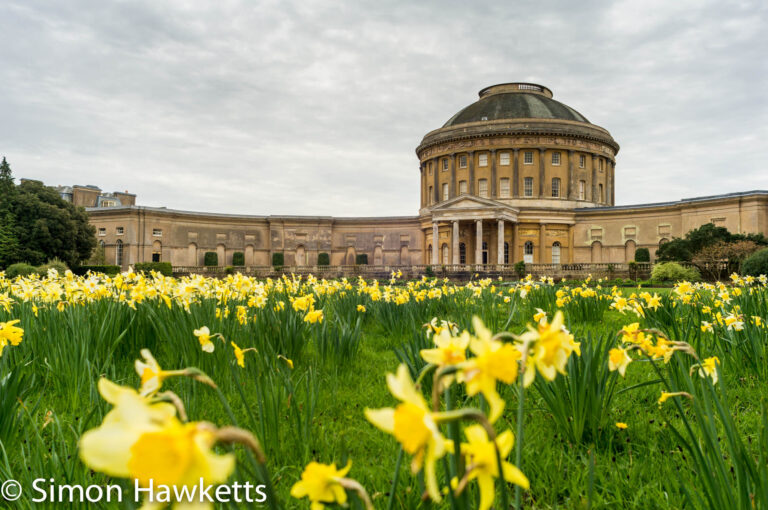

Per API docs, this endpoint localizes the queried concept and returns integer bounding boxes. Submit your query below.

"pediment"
[430,195,516,212]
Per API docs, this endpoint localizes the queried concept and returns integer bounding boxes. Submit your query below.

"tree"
[692,240,760,280]
[1,161,96,268]
[0,213,20,268]
[656,238,693,262]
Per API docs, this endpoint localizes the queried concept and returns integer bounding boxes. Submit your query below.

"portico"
[425,195,519,266]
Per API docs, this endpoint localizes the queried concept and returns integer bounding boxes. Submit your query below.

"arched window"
[591,241,602,263]
[504,242,509,264]
[625,240,636,262]
[552,242,561,264]
[296,245,306,266]
[459,243,466,264]
[152,240,162,263]
[115,239,123,266]
[442,244,450,265]
[427,245,433,265]
[551,177,561,198]
[524,241,533,263]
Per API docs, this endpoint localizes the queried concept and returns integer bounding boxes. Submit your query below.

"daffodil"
[615,422,628,429]
[79,379,236,509]
[365,365,451,502]
[0,319,24,357]
[458,425,528,510]
[696,356,720,384]
[461,317,520,423]
[356,304,366,313]
[290,461,351,510]
[608,347,632,376]
[658,391,692,406]
[304,309,324,324]
[231,341,257,368]
[194,326,216,352]
[134,349,176,396]
[420,328,469,366]
[518,311,580,387]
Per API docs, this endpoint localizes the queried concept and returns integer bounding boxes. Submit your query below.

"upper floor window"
[459,180,468,194]
[116,227,124,235]
[551,177,561,198]
[459,155,467,168]
[599,184,604,202]
[524,151,533,165]
[98,228,106,236]
[428,164,433,176]
[524,177,533,197]
[579,155,586,168]
[101,200,117,207]
[153,228,162,237]
[499,178,510,198]
[478,179,488,198]
[551,152,561,165]
[442,183,449,201]
[499,152,510,165]
[599,159,604,171]
[428,186,434,204]
[478,153,488,167]
[442,159,449,171]
[579,180,586,200]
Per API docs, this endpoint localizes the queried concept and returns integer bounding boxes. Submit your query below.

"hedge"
[204,252,218,266]
[232,252,245,266]
[634,247,650,262]
[73,265,122,276]
[317,252,330,266]
[134,262,173,276]
[5,263,37,278]
[272,253,284,268]
[741,248,768,277]
[650,262,701,282]
[355,254,368,265]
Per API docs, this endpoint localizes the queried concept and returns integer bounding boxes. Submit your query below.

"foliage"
[204,251,218,266]
[73,264,121,276]
[634,247,650,262]
[5,262,37,278]
[741,248,768,277]
[514,260,526,278]
[0,213,21,268]
[657,223,768,263]
[36,258,69,275]
[651,262,701,282]
[317,252,330,266]
[692,240,760,280]
[232,251,245,266]
[272,252,284,268]
[355,253,368,265]
[134,261,173,276]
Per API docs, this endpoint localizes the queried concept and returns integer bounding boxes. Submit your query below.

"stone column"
[610,161,616,205]
[512,149,520,197]
[538,148,546,197]
[497,219,505,265]
[433,157,440,204]
[567,150,575,200]
[539,224,546,264]
[450,153,456,199]
[475,220,483,265]
[568,225,575,263]
[432,222,439,265]
[419,163,425,207]
[468,151,475,195]
[490,149,497,198]
[591,155,598,203]
[452,220,459,265]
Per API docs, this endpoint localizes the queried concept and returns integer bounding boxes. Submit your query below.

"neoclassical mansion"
[82,83,768,270]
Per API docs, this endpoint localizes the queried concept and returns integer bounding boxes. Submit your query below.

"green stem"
[515,365,526,509]
[386,447,404,510]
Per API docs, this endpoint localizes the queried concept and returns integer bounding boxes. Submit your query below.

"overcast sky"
[1,0,766,217]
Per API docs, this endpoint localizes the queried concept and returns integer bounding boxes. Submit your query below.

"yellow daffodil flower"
[608,347,632,376]
[290,461,351,510]
[304,309,324,324]
[420,328,469,366]
[518,311,580,387]
[697,356,720,384]
[0,319,24,357]
[615,422,628,430]
[194,326,215,353]
[356,304,366,312]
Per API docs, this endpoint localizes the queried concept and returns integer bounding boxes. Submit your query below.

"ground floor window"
[524,241,533,263]
[552,242,561,264]
[504,242,509,264]
[459,243,466,264]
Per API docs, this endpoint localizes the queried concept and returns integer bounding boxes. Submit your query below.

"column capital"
[512,148,519,154]
[490,148,497,154]
[538,147,547,154]
[568,149,575,155]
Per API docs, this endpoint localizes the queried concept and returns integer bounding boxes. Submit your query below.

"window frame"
[551,177,560,198]
[524,177,533,197]
[552,152,561,166]
[499,178,510,198]
[579,180,586,200]
[524,151,533,165]
[478,153,488,167]
[459,155,467,168]
[442,183,449,201]
[459,180,468,194]
[499,152,510,165]
[478,178,489,198]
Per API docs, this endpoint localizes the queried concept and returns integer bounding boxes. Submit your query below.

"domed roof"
[443,83,590,127]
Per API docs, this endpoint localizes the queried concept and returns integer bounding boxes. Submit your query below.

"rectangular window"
[524,177,533,197]
[599,159,604,171]
[429,165,433,176]
[442,159,448,171]
[499,152,510,165]
[500,178,510,198]
[524,151,533,165]
[579,180,586,200]
[478,179,488,198]
[442,183,449,201]
[552,177,560,198]
[428,186,433,204]
[459,180,468,194]
[478,153,488,167]
[552,152,561,165]
[599,184,604,202]
[153,228,162,237]
[459,155,467,168]
[579,155,586,168]
[116,227,124,235]
[98,228,106,236]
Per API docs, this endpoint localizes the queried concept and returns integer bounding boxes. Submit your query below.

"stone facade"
[86,82,768,270]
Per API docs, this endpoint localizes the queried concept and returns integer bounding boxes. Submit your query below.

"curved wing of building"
[86,83,768,270]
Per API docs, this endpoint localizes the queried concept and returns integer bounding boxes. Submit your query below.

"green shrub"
[651,262,701,282]
[5,263,37,278]
[317,252,330,266]
[204,252,218,266]
[634,247,650,262]
[232,252,245,266]
[225,266,235,275]
[425,265,434,277]
[272,252,284,270]
[134,262,173,276]
[74,265,121,276]
[37,257,69,275]
[514,260,526,278]
[355,254,368,265]
[741,248,768,277]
